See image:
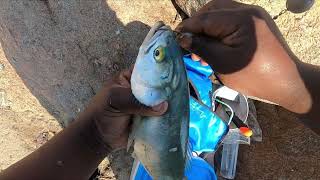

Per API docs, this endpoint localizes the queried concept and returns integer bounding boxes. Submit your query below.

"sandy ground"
[0,44,61,171]
[0,0,319,179]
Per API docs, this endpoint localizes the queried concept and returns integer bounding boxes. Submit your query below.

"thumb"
[108,87,168,116]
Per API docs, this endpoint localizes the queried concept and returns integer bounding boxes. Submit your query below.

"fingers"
[176,11,242,41]
[195,0,243,15]
[177,32,229,61]
[122,67,133,80]
[200,60,209,66]
[115,67,134,88]
[191,53,208,66]
[178,32,250,73]
[108,87,168,116]
[176,9,257,74]
[191,53,201,61]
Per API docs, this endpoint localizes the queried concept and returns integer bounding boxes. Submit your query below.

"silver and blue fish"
[130,21,190,180]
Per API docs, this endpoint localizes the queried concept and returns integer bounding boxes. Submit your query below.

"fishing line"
[214,98,234,126]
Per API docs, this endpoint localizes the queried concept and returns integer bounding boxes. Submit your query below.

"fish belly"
[133,90,189,179]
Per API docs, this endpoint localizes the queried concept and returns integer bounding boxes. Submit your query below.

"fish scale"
[130,21,190,180]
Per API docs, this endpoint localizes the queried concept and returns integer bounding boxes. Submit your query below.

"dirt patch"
[237,102,320,180]
[0,45,61,171]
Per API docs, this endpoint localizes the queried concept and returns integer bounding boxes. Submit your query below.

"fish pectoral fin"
[127,115,141,152]
[185,141,193,172]
[127,133,137,159]
[127,137,134,152]
[127,129,134,152]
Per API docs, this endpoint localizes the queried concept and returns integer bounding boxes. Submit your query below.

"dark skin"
[0,69,168,180]
[176,0,320,134]
[0,1,319,179]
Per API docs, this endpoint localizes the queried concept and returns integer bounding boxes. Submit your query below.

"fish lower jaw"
[131,85,167,107]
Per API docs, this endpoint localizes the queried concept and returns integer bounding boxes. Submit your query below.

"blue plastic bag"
[131,55,228,180]
[132,157,217,180]
[185,54,228,152]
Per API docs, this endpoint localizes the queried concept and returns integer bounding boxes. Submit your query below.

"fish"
[130,21,190,180]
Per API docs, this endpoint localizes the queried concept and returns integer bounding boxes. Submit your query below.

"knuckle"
[131,97,139,108]
[129,94,140,108]
[254,6,267,14]
[248,6,267,18]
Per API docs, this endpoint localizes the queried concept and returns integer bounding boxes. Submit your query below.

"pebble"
[0,90,7,108]
[112,63,119,71]
[287,0,315,13]
[35,131,50,146]
[0,64,4,71]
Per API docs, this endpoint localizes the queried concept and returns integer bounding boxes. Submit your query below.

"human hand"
[82,68,168,151]
[176,0,311,113]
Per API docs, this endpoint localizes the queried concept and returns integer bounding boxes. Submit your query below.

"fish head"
[131,21,182,106]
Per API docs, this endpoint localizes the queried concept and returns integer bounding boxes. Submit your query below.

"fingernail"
[191,53,201,61]
[177,32,193,49]
[152,101,168,112]
[200,60,209,66]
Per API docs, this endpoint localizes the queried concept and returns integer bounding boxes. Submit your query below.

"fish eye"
[153,46,165,62]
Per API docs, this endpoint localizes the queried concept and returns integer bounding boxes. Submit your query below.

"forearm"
[0,68,160,180]
[273,59,320,134]
[217,53,320,135]
[0,112,109,180]
[295,62,320,134]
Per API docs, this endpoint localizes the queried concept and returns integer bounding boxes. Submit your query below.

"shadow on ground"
[236,102,320,180]
[0,0,150,127]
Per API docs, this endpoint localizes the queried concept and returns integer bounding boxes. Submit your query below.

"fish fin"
[127,115,141,152]
[127,131,134,152]
[127,133,134,152]
[129,158,140,180]
[185,141,193,172]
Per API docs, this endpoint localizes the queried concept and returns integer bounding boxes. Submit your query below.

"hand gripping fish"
[130,21,190,180]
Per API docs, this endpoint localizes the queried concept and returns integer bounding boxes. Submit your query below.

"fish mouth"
[142,21,170,46]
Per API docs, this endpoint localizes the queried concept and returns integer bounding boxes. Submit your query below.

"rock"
[0,64,4,71]
[0,90,6,107]
[286,0,315,13]
[0,0,177,127]
[34,131,51,147]
[0,89,10,109]
[175,0,209,16]
[174,0,312,18]
[0,0,124,126]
